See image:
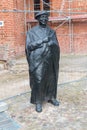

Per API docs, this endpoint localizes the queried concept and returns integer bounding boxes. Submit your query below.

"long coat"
[25,25,60,104]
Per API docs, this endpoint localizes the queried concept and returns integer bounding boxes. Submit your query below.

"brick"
[0,0,87,60]
[0,0,25,60]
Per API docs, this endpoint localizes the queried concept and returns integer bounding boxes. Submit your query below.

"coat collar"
[35,25,51,38]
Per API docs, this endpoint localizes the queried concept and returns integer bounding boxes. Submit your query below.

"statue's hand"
[37,39,43,48]
[48,40,55,47]
[43,37,50,43]
[37,39,43,45]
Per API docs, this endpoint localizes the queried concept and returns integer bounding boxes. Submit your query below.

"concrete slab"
[0,112,21,130]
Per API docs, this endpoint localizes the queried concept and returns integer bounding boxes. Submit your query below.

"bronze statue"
[25,11,60,112]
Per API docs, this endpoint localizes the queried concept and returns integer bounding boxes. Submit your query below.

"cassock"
[25,25,60,104]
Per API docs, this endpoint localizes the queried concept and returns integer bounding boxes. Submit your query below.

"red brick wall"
[51,0,87,15]
[73,22,87,54]
[0,0,25,61]
[56,22,87,54]
[0,0,15,60]
[50,0,87,54]
[55,23,70,54]
[0,0,87,61]
[13,0,25,58]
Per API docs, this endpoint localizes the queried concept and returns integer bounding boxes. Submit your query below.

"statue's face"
[38,14,48,26]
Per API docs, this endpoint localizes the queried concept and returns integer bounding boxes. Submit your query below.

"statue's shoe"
[36,104,42,113]
[48,99,60,106]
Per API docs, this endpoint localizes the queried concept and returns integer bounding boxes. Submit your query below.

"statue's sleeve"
[48,31,59,46]
[26,31,43,52]
[25,31,31,63]
[25,31,43,63]
[53,32,60,46]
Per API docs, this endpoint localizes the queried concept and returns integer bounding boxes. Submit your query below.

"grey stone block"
[0,102,8,112]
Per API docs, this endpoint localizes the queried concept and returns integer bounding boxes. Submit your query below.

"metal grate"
[0,112,21,130]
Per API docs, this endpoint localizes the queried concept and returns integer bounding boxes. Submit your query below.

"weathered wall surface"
[0,0,87,60]
[0,0,25,61]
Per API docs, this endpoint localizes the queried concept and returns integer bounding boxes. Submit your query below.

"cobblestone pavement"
[6,81,87,130]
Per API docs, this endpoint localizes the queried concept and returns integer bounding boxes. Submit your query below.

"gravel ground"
[6,80,87,130]
[0,55,87,130]
[0,55,87,99]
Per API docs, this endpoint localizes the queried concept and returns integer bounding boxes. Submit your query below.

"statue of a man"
[25,11,60,112]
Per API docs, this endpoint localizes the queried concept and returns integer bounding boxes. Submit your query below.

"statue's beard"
[39,20,48,26]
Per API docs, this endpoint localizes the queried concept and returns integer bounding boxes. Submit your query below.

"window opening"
[43,0,50,11]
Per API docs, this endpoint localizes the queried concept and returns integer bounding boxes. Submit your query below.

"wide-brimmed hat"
[35,11,49,19]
